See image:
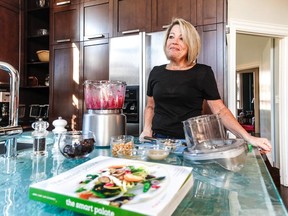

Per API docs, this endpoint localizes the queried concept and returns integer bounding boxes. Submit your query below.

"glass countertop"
[0,141,287,216]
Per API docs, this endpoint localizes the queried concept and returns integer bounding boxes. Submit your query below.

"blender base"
[82,110,127,148]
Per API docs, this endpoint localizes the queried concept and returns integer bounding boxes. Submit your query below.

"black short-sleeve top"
[147,63,221,138]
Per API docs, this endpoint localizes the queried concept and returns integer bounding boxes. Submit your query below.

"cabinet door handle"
[122,29,140,35]
[56,39,71,43]
[56,1,71,6]
[85,34,105,40]
[162,25,170,29]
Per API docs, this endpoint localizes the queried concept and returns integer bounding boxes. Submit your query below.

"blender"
[82,80,127,147]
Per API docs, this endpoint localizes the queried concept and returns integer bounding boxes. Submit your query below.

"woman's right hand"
[139,130,153,142]
[245,135,272,152]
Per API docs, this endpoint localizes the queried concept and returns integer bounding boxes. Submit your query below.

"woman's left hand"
[246,136,272,152]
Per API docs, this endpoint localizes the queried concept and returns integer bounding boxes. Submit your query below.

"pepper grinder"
[31,118,49,157]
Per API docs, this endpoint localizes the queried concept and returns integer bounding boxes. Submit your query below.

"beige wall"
[228,0,288,26]
[236,34,270,68]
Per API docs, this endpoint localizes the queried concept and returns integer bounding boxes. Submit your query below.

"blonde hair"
[164,18,201,66]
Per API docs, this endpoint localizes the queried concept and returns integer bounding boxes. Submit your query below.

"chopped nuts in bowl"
[110,135,134,157]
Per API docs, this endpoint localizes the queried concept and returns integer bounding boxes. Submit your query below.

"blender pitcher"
[82,80,127,147]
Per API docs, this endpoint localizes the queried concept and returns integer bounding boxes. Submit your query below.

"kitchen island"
[0,141,287,216]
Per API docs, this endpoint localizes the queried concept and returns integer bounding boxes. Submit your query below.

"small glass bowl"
[58,131,95,159]
[157,139,182,152]
[110,135,134,157]
[117,147,147,160]
[146,144,170,161]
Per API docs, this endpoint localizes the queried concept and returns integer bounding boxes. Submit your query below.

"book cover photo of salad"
[29,156,193,216]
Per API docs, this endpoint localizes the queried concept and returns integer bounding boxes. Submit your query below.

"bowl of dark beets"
[58,131,95,159]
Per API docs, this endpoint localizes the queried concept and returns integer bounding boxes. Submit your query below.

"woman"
[140,18,272,152]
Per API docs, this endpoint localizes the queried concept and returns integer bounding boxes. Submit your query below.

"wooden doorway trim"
[228,19,288,186]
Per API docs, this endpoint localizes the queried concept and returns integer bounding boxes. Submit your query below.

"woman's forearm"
[207,100,271,151]
[143,105,154,132]
[207,100,251,140]
[217,107,251,140]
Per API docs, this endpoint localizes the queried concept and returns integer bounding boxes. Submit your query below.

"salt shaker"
[51,117,67,176]
[31,118,49,157]
[52,117,67,144]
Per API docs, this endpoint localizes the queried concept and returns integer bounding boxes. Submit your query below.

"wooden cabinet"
[0,1,19,83]
[50,1,80,127]
[151,0,196,32]
[81,0,112,41]
[113,0,226,34]
[49,0,111,127]
[197,0,226,26]
[0,0,19,9]
[51,3,80,44]
[52,0,80,8]
[197,23,225,99]
[81,39,109,81]
[113,0,152,36]
[49,43,81,130]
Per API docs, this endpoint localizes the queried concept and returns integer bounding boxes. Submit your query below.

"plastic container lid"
[184,139,246,157]
[183,139,248,172]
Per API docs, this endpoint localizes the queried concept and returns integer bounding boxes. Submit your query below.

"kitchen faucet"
[0,61,23,157]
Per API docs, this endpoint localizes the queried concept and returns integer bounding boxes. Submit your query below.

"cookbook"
[29,156,193,216]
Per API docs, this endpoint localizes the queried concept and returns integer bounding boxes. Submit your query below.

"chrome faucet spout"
[0,61,22,157]
[0,61,20,126]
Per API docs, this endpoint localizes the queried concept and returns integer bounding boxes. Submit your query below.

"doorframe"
[227,19,288,186]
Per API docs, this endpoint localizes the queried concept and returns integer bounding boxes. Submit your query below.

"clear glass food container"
[183,139,248,172]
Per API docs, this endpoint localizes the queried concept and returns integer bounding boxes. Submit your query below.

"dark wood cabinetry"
[151,0,196,32]
[112,0,226,35]
[0,0,18,9]
[81,39,109,81]
[81,0,112,40]
[197,23,225,99]
[49,43,81,130]
[51,4,80,44]
[81,0,110,81]
[50,0,111,129]
[113,0,152,36]
[197,0,226,25]
[52,0,80,7]
[0,1,20,83]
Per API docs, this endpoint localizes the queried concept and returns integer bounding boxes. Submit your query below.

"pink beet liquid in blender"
[82,80,127,147]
